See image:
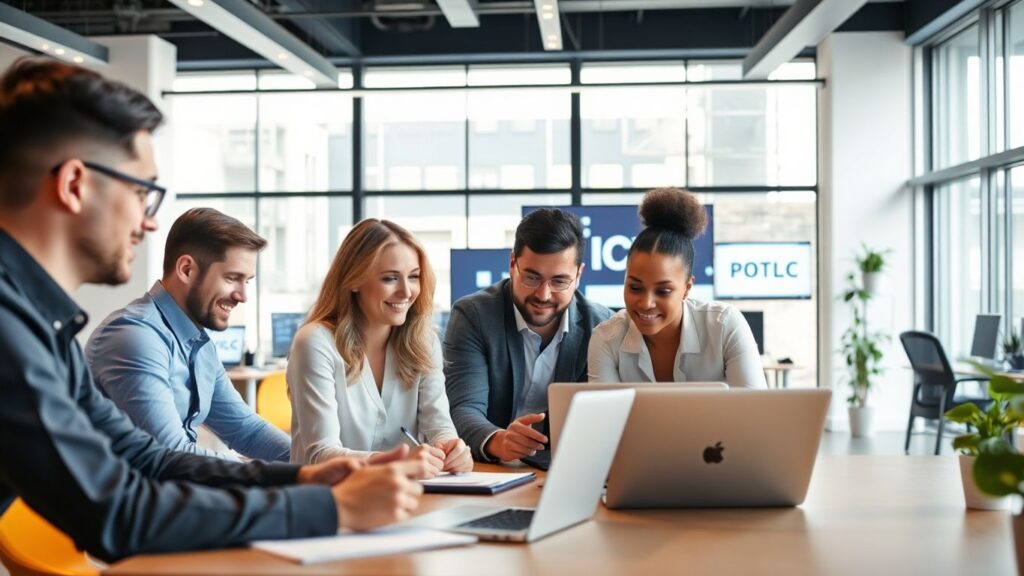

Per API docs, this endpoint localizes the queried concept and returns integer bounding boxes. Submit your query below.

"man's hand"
[484,412,548,462]
[332,460,427,531]
[435,437,472,473]
[296,457,366,486]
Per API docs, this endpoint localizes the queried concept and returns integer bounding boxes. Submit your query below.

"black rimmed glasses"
[513,260,578,293]
[51,160,166,219]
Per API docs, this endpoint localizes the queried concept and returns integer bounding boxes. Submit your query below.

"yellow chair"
[0,499,98,576]
[257,371,291,434]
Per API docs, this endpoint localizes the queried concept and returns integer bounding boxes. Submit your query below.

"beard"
[80,233,133,286]
[513,295,566,328]
[184,273,225,330]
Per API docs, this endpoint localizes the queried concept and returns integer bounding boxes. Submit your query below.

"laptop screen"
[740,310,764,355]
[970,314,1002,359]
[208,326,245,367]
[271,313,305,359]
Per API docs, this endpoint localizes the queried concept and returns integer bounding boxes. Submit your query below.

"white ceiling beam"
[436,0,480,28]
[534,0,562,51]
[742,0,869,80]
[164,0,341,88]
[0,3,108,67]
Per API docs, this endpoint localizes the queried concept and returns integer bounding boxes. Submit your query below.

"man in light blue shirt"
[87,208,289,461]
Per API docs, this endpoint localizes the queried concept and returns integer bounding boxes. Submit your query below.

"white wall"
[0,36,177,342]
[817,31,916,431]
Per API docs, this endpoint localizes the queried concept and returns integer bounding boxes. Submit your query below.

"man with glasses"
[0,58,425,562]
[444,208,612,468]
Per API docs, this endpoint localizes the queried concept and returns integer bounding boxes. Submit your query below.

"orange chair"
[0,499,98,576]
[256,371,291,434]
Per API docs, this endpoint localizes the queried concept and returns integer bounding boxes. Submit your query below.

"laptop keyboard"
[457,509,534,531]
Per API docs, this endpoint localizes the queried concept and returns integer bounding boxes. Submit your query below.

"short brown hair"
[0,57,163,209]
[163,208,267,275]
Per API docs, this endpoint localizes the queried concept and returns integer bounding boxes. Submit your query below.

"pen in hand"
[400,426,421,447]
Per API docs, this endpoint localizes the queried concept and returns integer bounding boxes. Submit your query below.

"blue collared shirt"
[86,281,290,462]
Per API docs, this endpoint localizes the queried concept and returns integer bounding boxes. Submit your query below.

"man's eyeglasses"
[514,260,578,293]
[51,160,166,219]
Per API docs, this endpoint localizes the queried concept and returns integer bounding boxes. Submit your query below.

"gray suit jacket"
[444,279,612,461]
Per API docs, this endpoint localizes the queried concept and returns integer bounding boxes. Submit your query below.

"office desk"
[225,367,278,411]
[105,456,1017,576]
[952,363,1024,382]
[763,361,800,388]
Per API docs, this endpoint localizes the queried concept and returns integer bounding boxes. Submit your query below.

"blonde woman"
[288,219,472,475]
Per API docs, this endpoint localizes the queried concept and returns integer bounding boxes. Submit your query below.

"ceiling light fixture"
[165,0,341,88]
[533,0,562,52]
[0,3,108,67]
[435,0,480,28]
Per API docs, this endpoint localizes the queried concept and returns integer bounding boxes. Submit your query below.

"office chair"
[0,498,99,576]
[899,331,993,455]
[256,371,291,434]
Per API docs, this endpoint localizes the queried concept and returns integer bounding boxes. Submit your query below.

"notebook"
[419,472,536,495]
[251,527,476,564]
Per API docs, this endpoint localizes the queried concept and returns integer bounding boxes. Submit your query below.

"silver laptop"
[406,388,635,542]
[604,387,831,508]
[548,382,729,455]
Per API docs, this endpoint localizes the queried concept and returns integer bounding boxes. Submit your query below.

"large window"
[919,2,1024,358]
[167,61,819,365]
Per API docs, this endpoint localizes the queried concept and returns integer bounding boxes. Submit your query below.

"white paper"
[251,526,477,564]
[419,472,534,487]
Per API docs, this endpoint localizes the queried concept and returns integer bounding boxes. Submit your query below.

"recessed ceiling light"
[547,42,559,49]
[303,70,313,77]
[187,0,204,6]
[542,12,553,19]
[54,48,65,55]
[40,44,49,51]
[541,4,554,11]
[277,52,288,60]
[72,56,84,63]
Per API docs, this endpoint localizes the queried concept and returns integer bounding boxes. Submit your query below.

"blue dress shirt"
[86,282,290,461]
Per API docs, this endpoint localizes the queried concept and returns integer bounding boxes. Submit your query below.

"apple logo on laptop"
[703,441,724,464]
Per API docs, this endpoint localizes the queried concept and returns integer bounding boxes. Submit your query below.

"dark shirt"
[0,229,336,562]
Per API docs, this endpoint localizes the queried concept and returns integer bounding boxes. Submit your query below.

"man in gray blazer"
[444,208,612,468]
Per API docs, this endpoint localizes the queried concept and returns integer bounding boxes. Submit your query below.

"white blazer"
[588,299,766,388]
[287,323,459,464]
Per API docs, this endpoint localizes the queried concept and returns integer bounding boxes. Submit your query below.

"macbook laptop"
[548,382,729,455]
[603,387,831,508]
[405,388,635,542]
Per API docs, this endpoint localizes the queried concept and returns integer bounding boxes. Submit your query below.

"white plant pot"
[862,271,881,295]
[959,454,1011,510]
[848,406,875,438]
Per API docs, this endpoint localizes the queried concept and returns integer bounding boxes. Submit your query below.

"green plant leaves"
[974,453,1024,497]
[944,402,984,424]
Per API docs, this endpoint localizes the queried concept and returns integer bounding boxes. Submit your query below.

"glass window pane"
[258,93,353,192]
[467,64,570,86]
[257,70,316,90]
[687,84,816,186]
[364,66,466,88]
[467,194,571,248]
[172,71,256,92]
[935,177,983,357]
[1010,166,1024,330]
[581,87,686,188]
[580,61,685,84]
[364,195,466,308]
[167,94,256,193]
[468,89,570,189]
[363,92,467,191]
[1008,3,1024,149]
[687,60,742,81]
[257,196,353,359]
[934,24,981,169]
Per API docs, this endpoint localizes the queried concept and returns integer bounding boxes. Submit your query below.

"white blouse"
[287,323,459,464]
[588,299,766,388]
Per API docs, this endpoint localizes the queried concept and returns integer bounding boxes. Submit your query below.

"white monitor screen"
[713,242,812,300]
[208,326,245,366]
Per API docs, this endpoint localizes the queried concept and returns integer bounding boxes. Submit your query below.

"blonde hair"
[305,219,437,387]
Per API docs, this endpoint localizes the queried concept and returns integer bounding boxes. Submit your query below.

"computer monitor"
[208,326,245,367]
[971,313,1002,359]
[271,312,306,359]
[740,310,765,356]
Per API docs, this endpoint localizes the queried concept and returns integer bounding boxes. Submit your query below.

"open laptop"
[207,325,245,368]
[603,387,831,508]
[405,388,635,542]
[548,381,728,454]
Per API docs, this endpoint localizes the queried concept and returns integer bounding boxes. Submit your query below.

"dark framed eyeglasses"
[50,160,167,219]
[513,260,578,293]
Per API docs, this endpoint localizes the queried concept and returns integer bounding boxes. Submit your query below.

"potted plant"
[1004,329,1024,371]
[856,244,889,295]
[967,369,1024,572]
[944,386,1020,509]
[840,272,888,437]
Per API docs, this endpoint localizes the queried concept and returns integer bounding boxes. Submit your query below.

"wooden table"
[225,367,280,411]
[105,456,1018,576]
